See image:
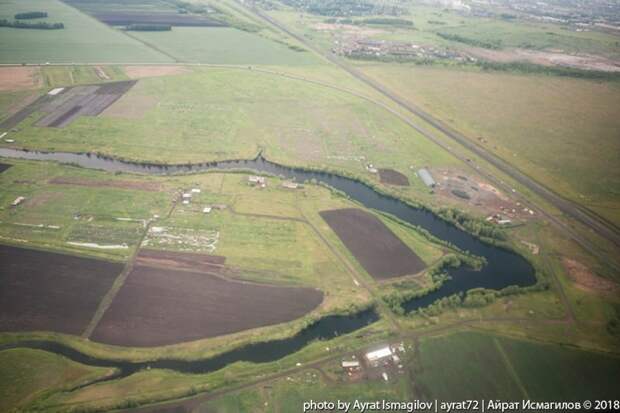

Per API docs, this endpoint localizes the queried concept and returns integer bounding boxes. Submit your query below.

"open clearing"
[378,168,409,186]
[359,64,620,225]
[92,263,323,347]
[0,244,122,334]
[0,67,41,91]
[320,208,425,279]
[562,257,619,293]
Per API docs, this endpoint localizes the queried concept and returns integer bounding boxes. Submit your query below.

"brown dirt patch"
[378,168,410,186]
[25,192,63,208]
[320,208,425,280]
[0,67,41,91]
[562,257,619,293]
[432,168,534,221]
[101,93,158,119]
[0,244,122,335]
[466,47,620,72]
[136,249,226,273]
[123,65,191,79]
[91,264,323,346]
[49,176,161,192]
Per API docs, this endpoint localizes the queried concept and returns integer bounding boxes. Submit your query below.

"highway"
[239,2,620,256]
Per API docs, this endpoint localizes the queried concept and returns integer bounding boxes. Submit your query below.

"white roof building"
[365,346,392,362]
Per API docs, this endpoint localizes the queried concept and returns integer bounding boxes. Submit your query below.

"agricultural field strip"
[233,1,620,265]
[80,193,170,339]
[320,208,426,280]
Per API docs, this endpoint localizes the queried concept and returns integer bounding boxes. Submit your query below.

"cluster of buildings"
[334,38,475,63]
[340,342,406,382]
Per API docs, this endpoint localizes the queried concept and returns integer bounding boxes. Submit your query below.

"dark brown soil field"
[0,244,123,335]
[89,12,227,27]
[36,81,137,128]
[91,265,323,346]
[49,176,161,192]
[0,163,12,173]
[136,249,226,272]
[320,208,425,279]
[378,168,410,186]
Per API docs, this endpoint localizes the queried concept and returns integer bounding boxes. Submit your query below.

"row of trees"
[0,19,63,29]
[15,11,48,19]
[125,24,171,31]
[437,32,502,50]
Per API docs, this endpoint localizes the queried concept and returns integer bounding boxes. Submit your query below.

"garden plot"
[142,225,220,253]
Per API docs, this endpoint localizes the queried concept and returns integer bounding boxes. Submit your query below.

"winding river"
[0,148,536,376]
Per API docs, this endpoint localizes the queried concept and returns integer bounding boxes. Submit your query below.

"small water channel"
[0,309,378,376]
[0,148,536,375]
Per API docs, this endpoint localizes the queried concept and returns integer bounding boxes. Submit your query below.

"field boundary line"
[493,337,531,399]
[82,195,179,338]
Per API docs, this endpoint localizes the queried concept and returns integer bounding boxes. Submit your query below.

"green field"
[414,331,620,401]
[0,348,114,412]
[0,0,171,63]
[129,27,320,64]
[358,64,620,226]
[7,67,457,198]
[435,20,620,58]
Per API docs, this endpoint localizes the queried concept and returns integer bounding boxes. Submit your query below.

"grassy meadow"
[8,67,458,182]
[0,348,114,412]
[358,64,620,225]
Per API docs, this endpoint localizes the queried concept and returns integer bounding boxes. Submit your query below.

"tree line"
[15,11,48,19]
[0,19,64,29]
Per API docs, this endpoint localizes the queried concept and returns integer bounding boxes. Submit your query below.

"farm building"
[341,360,361,371]
[248,175,266,187]
[365,345,392,365]
[203,207,212,214]
[417,168,436,188]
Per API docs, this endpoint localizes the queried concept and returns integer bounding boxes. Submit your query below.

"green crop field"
[129,27,320,64]
[0,348,114,412]
[414,331,620,401]
[358,64,620,226]
[0,0,171,63]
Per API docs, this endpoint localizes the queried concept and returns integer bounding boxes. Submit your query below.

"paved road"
[238,2,620,253]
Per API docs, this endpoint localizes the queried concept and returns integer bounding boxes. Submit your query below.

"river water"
[0,148,536,374]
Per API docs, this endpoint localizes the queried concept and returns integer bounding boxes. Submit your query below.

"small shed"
[417,168,436,188]
[203,207,212,214]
